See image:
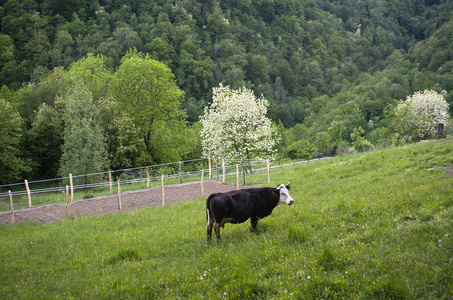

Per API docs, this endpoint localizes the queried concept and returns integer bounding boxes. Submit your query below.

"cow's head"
[276,181,294,205]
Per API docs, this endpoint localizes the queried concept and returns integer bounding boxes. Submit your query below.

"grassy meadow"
[1,140,452,299]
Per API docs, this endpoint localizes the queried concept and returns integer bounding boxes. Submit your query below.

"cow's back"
[207,188,279,221]
[248,188,280,218]
[209,191,252,224]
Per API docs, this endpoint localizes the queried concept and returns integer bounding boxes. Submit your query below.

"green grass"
[1,140,452,299]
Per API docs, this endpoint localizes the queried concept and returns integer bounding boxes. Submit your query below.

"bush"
[285,139,316,160]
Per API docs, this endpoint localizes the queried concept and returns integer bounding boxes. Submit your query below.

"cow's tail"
[206,194,215,222]
[206,194,216,241]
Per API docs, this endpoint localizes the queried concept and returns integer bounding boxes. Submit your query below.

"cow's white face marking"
[276,184,294,205]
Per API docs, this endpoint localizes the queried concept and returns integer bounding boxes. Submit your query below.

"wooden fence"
[1,158,282,225]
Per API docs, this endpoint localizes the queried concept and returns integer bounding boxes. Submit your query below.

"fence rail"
[0,158,270,199]
[0,157,334,224]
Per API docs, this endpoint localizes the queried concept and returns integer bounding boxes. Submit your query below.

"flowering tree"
[407,90,449,138]
[392,90,449,141]
[200,85,278,160]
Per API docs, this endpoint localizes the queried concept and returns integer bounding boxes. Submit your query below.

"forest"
[0,0,452,184]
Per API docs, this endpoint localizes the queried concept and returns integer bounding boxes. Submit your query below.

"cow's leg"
[214,222,222,240]
[206,209,214,241]
[251,216,258,231]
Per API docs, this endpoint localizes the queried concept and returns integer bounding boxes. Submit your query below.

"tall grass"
[1,140,452,299]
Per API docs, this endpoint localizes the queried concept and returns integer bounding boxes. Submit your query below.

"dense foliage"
[0,0,452,183]
[58,81,109,183]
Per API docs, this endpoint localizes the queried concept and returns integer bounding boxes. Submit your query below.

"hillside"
[0,0,452,182]
[0,140,452,298]
[1,0,452,121]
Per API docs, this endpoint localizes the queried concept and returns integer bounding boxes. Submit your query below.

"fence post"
[236,164,239,189]
[267,160,270,185]
[109,171,113,195]
[208,157,212,180]
[222,157,226,184]
[9,191,14,225]
[242,159,246,185]
[146,167,150,188]
[161,175,165,206]
[24,180,31,208]
[65,185,70,218]
[201,170,204,199]
[179,162,183,184]
[69,173,74,202]
[117,180,122,212]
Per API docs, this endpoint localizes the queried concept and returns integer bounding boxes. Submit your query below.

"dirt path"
[0,181,245,226]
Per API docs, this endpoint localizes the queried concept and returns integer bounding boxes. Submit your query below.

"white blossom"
[395,90,450,139]
[200,84,279,160]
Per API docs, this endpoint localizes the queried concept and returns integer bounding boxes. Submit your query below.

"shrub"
[285,140,316,160]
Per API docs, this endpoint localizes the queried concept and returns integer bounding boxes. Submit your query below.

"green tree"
[176,50,214,122]
[328,120,345,155]
[109,49,186,163]
[59,81,108,182]
[285,139,316,160]
[51,29,74,67]
[0,98,31,184]
[29,103,64,179]
[386,101,420,143]
[206,6,230,39]
[246,53,269,85]
[113,26,141,54]
[24,30,50,66]
[351,126,372,152]
[14,66,70,122]
[314,131,331,156]
[0,34,15,68]
[68,53,111,101]
[0,34,29,89]
[96,97,145,170]
[3,0,25,18]
[146,37,172,65]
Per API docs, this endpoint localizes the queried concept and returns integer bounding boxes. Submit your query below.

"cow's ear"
[286,180,291,190]
[276,184,282,190]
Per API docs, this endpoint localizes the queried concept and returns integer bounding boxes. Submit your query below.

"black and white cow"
[206,182,294,241]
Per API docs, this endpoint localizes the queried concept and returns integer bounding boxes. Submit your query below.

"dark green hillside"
[1,0,452,117]
[0,0,452,182]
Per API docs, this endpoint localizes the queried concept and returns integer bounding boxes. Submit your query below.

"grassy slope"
[1,140,452,299]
